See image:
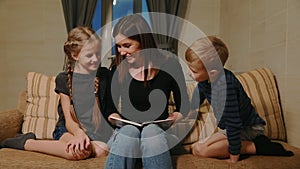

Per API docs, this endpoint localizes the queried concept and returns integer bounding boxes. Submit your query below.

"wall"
[179,0,220,81]
[0,0,66,110]
[219,0,300,148]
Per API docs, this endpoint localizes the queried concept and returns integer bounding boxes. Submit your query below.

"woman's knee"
[141,124,169,155]
[142,124,164,138]
[119,125,140,138]
[112,125,140,149]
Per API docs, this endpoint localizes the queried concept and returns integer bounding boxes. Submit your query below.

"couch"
[0,68,299,169]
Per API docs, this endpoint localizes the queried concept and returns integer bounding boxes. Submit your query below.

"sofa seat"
[1,141,299,169]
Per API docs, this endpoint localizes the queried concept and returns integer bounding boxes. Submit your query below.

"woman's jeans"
[105,124,173,169]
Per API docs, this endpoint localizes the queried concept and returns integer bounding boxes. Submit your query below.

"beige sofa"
[0,68,299,169]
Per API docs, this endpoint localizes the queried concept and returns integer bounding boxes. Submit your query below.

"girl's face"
[187,58,209,82]
[115,33,142,65]
[73,42,101,74]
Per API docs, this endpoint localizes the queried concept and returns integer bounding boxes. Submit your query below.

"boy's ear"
[208,70,219,77]
[71,52,79,61]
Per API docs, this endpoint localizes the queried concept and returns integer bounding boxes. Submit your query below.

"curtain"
[61,0,98,69]
[61,0,98,32]
[146,0,188,55]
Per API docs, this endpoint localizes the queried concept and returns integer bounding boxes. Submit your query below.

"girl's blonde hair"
[63,26,101,132]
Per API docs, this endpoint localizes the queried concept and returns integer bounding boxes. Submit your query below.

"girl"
[1,27,111,160]
[105,14,189,169]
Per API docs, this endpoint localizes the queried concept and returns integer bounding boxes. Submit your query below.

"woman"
[105,14,189,169]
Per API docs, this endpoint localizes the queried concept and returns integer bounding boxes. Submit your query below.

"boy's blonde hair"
[185,36,228,71]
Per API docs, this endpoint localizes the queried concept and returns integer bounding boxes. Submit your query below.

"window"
[92,0,150,57]
[92,0,150,32]
[92,0,102,31]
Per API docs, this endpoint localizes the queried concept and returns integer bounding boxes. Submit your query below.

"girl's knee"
[92,141,109,157]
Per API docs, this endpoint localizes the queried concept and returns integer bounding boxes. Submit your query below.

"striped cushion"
[169,82,218,144]
[236,68,286,141]
[22,72,59,139]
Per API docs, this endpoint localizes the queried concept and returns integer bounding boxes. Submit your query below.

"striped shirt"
[191,68,265,155]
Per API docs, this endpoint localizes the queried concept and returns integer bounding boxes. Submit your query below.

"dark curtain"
[146,0,188,55]
[61,0,98,69]
[61,0,98,32]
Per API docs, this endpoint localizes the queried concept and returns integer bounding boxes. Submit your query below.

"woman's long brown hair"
[112,14,167,86]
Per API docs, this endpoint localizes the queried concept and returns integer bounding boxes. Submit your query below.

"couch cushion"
[169,82,218,145]
[236,68,286,141]
[22,72,59,139]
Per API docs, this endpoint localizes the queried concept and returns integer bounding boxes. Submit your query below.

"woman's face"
[115,33,142,65]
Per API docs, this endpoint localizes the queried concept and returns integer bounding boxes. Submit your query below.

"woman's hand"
[108,113,122,125]
[66,129,91,160]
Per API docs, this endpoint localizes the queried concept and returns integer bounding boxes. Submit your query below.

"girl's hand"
[66,129,91,160]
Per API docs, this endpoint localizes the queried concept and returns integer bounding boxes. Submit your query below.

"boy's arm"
[223,90,243,157]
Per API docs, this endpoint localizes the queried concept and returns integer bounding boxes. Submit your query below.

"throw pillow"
[236,68,286,141]
[22,72,59,139]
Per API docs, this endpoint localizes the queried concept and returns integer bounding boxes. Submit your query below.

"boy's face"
[187,58,209,82]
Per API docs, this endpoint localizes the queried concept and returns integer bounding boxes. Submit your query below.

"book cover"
[110,116,173,130]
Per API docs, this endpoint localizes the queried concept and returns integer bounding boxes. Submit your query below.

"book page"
[110,116,173,130]
[110,116,142,127]
[142,119,173,130]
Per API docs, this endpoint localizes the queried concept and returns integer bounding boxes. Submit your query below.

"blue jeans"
[105,124,173,169]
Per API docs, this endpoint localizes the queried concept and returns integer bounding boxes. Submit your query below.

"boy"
[185,36,293,163]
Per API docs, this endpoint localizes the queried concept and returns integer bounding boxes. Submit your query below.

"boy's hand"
[226,154,239,163]
[168,112,183,124]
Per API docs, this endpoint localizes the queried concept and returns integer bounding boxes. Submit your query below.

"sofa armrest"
[0,109,23,142]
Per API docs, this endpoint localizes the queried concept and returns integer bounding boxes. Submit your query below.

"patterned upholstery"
[236,68,286,141]
[22,72,59,139]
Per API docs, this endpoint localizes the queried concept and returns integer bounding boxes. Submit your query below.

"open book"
[110,116,173,130]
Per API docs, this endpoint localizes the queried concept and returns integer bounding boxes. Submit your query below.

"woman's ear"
[71,52,79,61]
